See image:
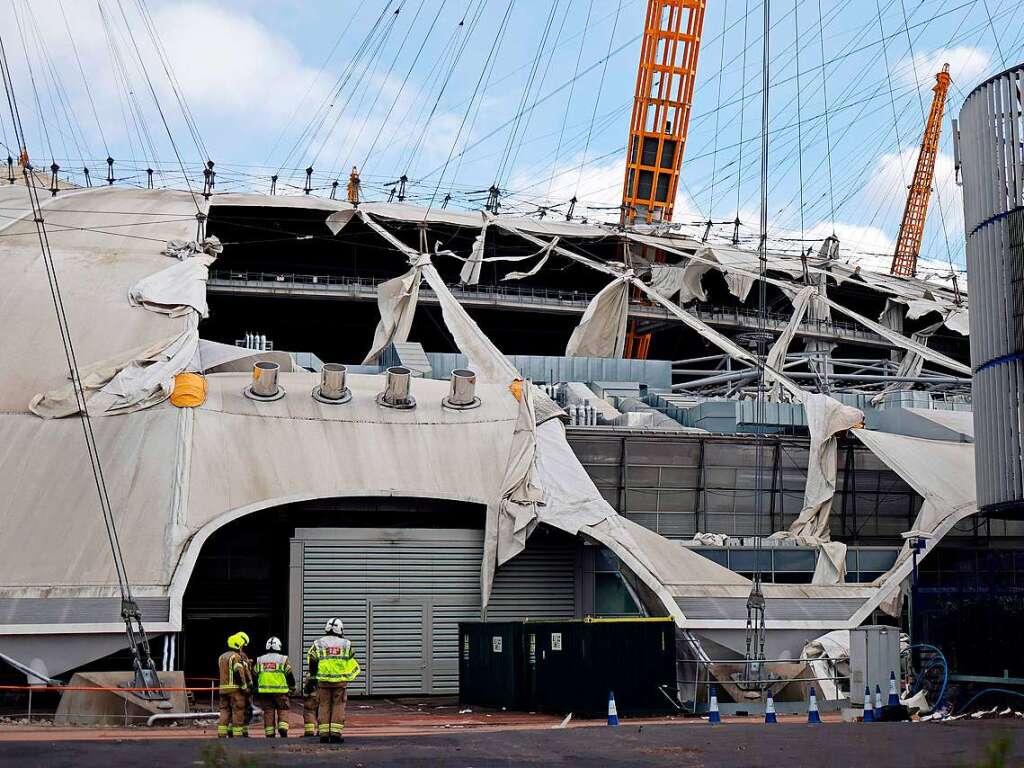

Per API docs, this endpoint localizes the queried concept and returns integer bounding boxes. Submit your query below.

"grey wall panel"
[0,597,169,625]
[291,526,576,696]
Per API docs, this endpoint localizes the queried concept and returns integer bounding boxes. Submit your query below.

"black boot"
[278,728,288,739]
[319,735,331,744]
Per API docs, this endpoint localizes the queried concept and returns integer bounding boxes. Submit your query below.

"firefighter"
[302,673,319,737]
[236,631,255,728]
[217,632,252,738]
[307,617,361,744]
[254,636,296,738]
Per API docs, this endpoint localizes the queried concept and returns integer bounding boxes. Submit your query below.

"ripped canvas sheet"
[565,276,630,358]
[129,253,216,318]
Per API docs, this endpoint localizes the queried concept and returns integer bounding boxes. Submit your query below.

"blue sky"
[4,0,1023,273]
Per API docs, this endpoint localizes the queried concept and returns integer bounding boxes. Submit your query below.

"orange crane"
[621,0,706,358]
[890,64,952,278]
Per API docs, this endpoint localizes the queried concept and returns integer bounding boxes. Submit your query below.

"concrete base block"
[55,671,188,726]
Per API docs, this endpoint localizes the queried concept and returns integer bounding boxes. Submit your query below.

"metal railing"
[207,270,886,345]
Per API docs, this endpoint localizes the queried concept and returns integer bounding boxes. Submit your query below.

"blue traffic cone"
[863,686,875,723]
[888,671,900,706]
[607,690,619,726]
[764,692,778,724]
[874,685,884,713]
[708,685,721,724]
[807,687,821,724]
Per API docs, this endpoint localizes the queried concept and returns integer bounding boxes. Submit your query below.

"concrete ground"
[0,720,1021,766]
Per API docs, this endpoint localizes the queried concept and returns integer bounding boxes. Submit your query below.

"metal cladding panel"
[961,64,1024,512]
[0,597,170,625]
[296,528,576,696]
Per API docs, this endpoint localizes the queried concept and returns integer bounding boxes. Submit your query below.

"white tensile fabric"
[784,394,865,541]
[648,263,688,301]
[565,276,631,358]
[801,630,850,700]
[362,262,424,364]
[29,321,200,418]
[128,253,217,318]
[765,285,815,399]
[851,430,977,616]
[459,211,491,284]
[870,320,943,405]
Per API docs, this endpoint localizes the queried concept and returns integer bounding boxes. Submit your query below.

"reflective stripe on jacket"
[307,636,361,683]
[218,650,250,692]
[255,652,293,694]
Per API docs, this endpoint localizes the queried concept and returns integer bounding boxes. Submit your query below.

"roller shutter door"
[292,527,577,696]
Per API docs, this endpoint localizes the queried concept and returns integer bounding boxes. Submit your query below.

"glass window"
[694,548,728,566]
[595,573,641,616]
[595,547,620,573]
[857,549,899,572]
[773,549,816,572]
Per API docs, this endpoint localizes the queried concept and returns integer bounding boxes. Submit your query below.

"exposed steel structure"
[621,0,706,226]
[890,64,952,278]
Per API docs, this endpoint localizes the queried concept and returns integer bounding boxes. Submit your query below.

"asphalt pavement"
[0,720,1021,767]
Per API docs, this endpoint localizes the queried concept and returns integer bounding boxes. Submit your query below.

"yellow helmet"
[238,632,250,647]
[227,633,245,650]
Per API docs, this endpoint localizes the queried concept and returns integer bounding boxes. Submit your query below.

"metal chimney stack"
[377,366,416,409]
[313,363,352,404]
[442,369,480,410]
[245,361,284,401]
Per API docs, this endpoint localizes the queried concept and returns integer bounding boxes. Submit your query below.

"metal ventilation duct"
[442,369,480,410]
[244,360,285,401]
[377,366,416,409]
[313,363,352,404]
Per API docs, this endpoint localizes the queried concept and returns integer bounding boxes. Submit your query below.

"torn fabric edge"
[128,253,216,318]
[565,275,630,358]
[848,430,977,619]
[765,285,815,400]
[361,264,424,364]
[626,233,970,376]
[460,211,490,284]
[29,314,200,418]
[870,320,944,405]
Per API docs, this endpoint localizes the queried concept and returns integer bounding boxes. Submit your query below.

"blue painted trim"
[975,350,1024,374]
[968,209,1012,238]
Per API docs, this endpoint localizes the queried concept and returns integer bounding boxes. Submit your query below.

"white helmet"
[324,618,344,636]
[265,636,282,652]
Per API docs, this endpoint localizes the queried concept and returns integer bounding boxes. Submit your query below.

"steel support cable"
[981,0,1008,67]
[112,0,202,212]
[573,0,620,197]
[898,0,956,272]
[57,0,109,157]
[545,0,591,199]
[329,0,427,180]
[421,0,515,214]
[133,0,209,163]
[876,0,910,191]
[277,1,398,177]
[0,35,133,602]
[309,4,406,169]
[706,0,731,233]
[405,0,492,181]
[793,0,806,250]
[20,0,91,166]
[10,0,54,161]
[358,0,451,174]
[494,0,562,188]
[734,0,753,233]
[16,0,74,165]
[816,0,836,233]
[97,1,142,169]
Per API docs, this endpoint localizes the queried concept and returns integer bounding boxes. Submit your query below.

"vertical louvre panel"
[297,528,576,695]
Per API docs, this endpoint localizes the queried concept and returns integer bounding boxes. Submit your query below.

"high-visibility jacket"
[307,635,361,684]
[254,652,295,695]
[218,650,251,693]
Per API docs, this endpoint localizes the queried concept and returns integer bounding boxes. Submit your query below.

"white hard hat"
[266,636,282,652]
[324,618,344,636]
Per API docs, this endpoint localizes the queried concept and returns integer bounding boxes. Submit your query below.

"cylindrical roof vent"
[442,368,480,410]
[313,363,352,404]
[244,360,285,401]
[377,366,415,409]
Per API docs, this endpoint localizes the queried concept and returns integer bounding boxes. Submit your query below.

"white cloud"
[897,45,992,90]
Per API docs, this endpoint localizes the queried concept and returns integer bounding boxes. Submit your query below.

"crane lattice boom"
[890,64,952,278]
[621,0,705,225]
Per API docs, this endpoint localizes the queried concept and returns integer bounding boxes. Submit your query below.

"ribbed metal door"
[292,527,577,696]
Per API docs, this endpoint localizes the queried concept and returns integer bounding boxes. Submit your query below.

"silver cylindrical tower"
[959,63,1024,517]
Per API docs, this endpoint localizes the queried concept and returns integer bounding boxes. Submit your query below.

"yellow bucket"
[171,372,207,408]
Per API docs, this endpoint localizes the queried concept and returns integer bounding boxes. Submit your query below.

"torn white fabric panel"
[29,321,200,418]
[495,385,544,567]
[766,532,848,585]
[678,247,719,302]
[362,266,423,364]
[648,263,688,301]
[766,285,815,400]
[501,237,559,281]
[725,271,755,303]
[801,630,850,701]
[128,254,216,318]
[944,306,969,335]
[787,394,864,540]
[692,532,730,546]
[195,339,294,373]
[850,430,977,618]
[870,321,943,404]
[805,274,836,379]
[161,236,223,261]
[565,276,630,358]
[459,212,490,284]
